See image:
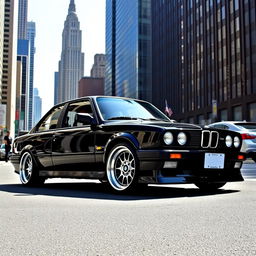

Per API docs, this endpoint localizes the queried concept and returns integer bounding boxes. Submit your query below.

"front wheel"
[194,182,226,191]
[19,151,45,186]
[106,144,138,192]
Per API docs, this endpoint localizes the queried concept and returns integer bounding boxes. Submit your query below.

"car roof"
[55,96,151,108]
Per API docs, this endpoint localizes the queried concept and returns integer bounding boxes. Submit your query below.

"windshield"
[96,97,170,122]
[236,123,256,131]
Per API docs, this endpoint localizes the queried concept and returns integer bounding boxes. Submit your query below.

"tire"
[19,151,45,186]
[194,182,226,191]
[106,143,138,192]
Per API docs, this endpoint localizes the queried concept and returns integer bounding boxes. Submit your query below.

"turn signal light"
[237,155,245,160]
[170,153,182,159]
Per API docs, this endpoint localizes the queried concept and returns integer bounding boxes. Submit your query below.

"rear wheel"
[106,144,138,192]
[19,152,45,186]
[194,182,226,191]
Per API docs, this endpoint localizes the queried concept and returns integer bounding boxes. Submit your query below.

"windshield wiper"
[107,116,139,120]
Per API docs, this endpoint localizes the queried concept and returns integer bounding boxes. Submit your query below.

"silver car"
[209,121,256,161]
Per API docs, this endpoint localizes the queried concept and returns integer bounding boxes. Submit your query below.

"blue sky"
[28,0,106,115]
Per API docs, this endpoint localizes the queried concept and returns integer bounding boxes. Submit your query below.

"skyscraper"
[54,72,59,105]
[152,0,256,123]
[17,39,29,131]
[33,88,42,126]
[18,0,28,39]
[27,21,36,130]
[56,0,84,103]
[1,0,18,136]
[0,0,4,103]
[91,54,106,78]
[105,0,152,101]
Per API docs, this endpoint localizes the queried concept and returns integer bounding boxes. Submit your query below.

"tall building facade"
[17,39,29,131]
[1,0,18,136]
[54,72,59,105]
[18,0,27,39]
[105,0,152,101]
[27,21,36,130]
[56,0,84,103]
[33,87,42,126]
[152,0,256,123]
[151,0,183,119]
[78,77,104,97]
[91,54,106,78]
[0,0,4,103]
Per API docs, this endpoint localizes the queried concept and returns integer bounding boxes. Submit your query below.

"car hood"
[102,120,202,131]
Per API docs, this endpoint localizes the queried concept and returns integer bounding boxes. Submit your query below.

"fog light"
[234,162,242,169]
[163,161,178,169]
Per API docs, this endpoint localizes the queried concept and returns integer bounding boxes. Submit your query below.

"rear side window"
[236,123,256,130]
[63,101,93,127]
[213,124,229,130]
[37,106,64,132]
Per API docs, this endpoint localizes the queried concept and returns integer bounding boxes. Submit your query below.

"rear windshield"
[235,123,256,130]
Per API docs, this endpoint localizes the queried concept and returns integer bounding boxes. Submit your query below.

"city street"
[0,161,256,256]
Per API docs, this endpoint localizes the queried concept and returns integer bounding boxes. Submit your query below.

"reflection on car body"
[11,96,245,193]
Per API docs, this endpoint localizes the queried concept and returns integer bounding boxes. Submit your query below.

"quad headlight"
[177,132,187,146]
[234,136,240,148]
[163,132,174,145]
[225,135,233,147]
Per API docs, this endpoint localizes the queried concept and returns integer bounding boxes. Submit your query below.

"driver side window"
[63,100,93,127]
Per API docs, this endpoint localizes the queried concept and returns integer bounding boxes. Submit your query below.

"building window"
[233,105,242,121]
[188,117,194,124]
[220,109,228,121]
[248,103,256,121]
[197,115,205,125]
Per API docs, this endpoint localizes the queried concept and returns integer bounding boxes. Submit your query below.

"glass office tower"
[152,0,256,123]
[105,0,152,101]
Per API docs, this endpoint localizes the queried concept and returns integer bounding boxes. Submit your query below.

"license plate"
[204,153,225,169]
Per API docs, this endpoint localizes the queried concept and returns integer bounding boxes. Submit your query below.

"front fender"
[103,132,140,163]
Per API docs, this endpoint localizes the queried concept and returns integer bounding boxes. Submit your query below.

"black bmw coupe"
[11,96,244,192]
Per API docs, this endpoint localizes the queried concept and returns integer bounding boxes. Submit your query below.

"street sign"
[0,104,6,129]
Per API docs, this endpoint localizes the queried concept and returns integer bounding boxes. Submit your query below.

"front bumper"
[137,149,244,184]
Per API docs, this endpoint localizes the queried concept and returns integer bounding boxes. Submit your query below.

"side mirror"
[75,113,95,126]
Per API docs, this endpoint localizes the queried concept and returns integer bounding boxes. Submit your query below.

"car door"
[51,99,96,172]
[30,104,65,169]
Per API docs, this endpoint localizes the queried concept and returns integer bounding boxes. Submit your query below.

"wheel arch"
[19,145,39,168]
[103,133,139,163]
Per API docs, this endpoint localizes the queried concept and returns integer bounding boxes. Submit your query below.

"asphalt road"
[0,161,255,256]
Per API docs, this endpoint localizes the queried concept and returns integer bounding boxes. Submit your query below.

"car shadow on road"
[0,181,240,201]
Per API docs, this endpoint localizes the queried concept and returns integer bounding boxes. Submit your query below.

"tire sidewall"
[106,143,139,192]
[19,151,40,186]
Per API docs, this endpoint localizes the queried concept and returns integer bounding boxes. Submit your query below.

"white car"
[209,121,256,162]
[0,144,6,160]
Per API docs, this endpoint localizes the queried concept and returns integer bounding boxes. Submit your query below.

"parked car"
[208,121,256,162]
[0,143,12,160]
[10,96,245,192]
[0,144,6,160]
